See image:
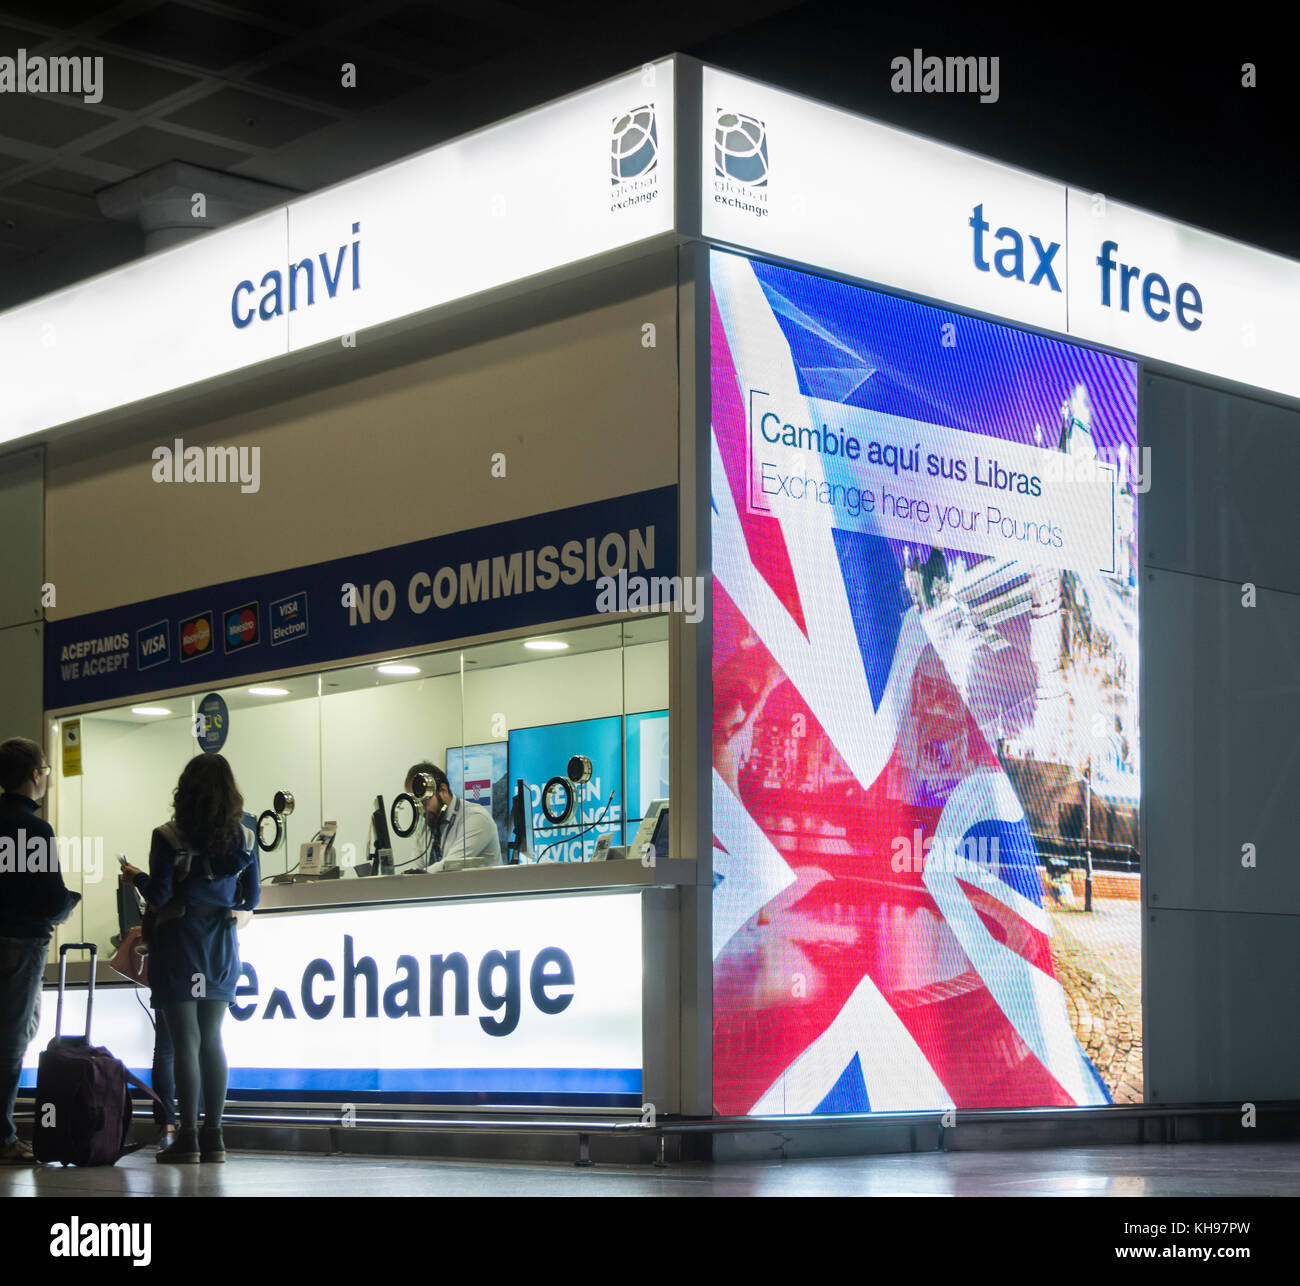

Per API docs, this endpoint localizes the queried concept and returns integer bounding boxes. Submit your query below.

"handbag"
[107,923,149,987]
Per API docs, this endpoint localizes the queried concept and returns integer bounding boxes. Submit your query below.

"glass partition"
[49,615,670,953]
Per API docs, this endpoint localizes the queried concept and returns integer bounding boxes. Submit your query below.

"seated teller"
[405,761,501,871]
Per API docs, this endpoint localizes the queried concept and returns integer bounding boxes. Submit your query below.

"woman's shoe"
[199,1127,226,1163]
[156,1129,200,1164]
[158,1125,175,1149]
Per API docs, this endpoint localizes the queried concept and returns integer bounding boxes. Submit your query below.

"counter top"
[254,856,698,911]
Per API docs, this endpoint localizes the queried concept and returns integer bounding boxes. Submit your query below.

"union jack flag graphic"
[710,252,1139,1115]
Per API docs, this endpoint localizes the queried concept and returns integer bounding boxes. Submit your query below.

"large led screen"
[711,250,1141,1115]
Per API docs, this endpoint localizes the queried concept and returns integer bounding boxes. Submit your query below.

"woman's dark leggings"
[158,1000,228,1133]
[152,1009,207,1128]
[151,1009,175,1127]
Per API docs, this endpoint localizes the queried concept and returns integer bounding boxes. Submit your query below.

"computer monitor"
[507,778,534,864]
[649,806,670,861]
[359,795,394,877]
[628,798,667,862]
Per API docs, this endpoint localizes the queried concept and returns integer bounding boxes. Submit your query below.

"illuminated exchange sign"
[21,893,645,1105]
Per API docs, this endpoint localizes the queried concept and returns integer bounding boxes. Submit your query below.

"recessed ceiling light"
[248,687,289,697]
[131,707,171,717]
[377,663,420,675]
[523,639,568,651]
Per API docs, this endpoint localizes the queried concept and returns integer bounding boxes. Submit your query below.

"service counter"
[29,859,695,1113]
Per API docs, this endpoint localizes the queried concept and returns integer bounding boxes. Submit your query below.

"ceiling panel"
[162,86,336,150]
[247,44,426,110]
[99,3,282,72]
[83,123,255,170]
[0,94,109,147]
[78,50,203,113]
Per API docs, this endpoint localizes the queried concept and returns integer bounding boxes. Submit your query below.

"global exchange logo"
[610,104,659,213]
[713,109,769,219]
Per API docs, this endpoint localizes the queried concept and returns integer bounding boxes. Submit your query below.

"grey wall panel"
[0,446,43,628]
[1143,373,1300,594]
[1143,569,1300,916]
[1146,906,1300,1103]
[0,621,44,743]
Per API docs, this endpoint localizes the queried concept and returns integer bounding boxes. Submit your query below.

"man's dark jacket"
[0,791,78,941]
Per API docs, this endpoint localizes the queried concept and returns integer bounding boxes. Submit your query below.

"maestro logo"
[179,610,213,661]
[609,103,660,213]
[223,601,260,654]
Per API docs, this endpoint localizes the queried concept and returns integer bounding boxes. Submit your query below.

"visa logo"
[232,223,361,329]
[136,621,170,671]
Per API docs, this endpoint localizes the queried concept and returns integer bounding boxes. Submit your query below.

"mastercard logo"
[180,616,211,656]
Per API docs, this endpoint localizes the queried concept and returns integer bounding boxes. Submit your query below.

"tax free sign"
[702,66,1300,401]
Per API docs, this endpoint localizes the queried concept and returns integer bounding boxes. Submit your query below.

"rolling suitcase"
[32,942,164,1167]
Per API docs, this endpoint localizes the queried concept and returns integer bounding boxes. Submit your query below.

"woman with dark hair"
[121,754,259,1164]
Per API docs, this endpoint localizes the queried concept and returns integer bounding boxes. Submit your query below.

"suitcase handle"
[56,942,97,1043]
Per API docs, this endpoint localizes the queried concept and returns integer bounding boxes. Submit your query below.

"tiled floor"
[4,1141,1299,1197]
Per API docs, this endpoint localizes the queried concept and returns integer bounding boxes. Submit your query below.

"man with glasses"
[0,737,80,1164]
[403,761,501,872]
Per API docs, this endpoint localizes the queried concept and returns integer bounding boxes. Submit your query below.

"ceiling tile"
[0,197,76,250]
[12,163,103,194]
[0,21,46,46]
[0,176,100,217]
[0,93,108,147]
[0,2,115,30]
[248,43,425,110]
[213,0,365,27]
[77,48,203,112]
[162,85,335,149]
[99,3,283,72]
[83,123,253,170]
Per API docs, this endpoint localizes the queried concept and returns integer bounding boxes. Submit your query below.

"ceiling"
[1,3,1289,315]
[0,0,801,310]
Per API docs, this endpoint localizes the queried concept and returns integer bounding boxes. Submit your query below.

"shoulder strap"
[123,1067,166,1109]
[159,821,212,880]
[120,1068,167,1157]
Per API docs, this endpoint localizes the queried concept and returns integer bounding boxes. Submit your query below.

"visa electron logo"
[232,222,361,328]
[713,110,769,219]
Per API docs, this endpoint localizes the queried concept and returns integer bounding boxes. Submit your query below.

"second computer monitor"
[507,778,534,863]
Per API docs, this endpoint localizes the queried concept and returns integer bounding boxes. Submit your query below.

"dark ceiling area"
[0,1,1290,312]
